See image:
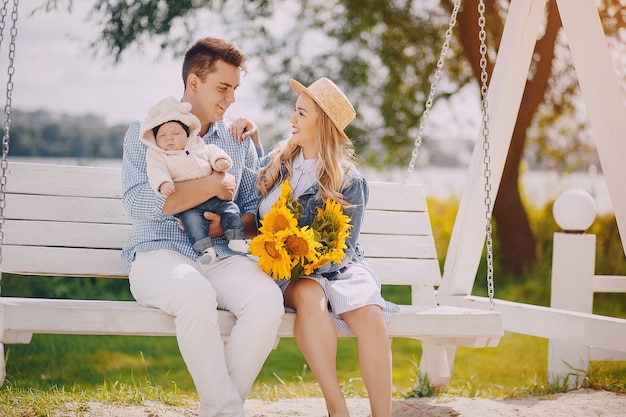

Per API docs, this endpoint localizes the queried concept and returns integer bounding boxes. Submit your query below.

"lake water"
[9,156,614,215]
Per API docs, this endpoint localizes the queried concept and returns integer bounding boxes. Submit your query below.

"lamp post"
[553,189,597,233]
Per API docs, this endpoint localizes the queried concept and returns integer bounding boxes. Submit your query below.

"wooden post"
[548,232,595,387]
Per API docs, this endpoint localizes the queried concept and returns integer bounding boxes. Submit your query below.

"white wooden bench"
[0,162,503,389]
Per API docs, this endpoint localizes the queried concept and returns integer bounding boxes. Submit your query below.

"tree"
[40,0,624,276]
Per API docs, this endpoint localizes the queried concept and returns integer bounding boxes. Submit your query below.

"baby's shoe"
[197,247,217,265]
[228,239,250,253]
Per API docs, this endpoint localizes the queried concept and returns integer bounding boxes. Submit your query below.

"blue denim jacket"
[258,158,369,276]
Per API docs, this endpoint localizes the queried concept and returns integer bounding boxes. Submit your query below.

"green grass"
[2,331,625,416]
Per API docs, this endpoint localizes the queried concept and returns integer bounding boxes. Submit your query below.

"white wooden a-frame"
[436,0,626,353]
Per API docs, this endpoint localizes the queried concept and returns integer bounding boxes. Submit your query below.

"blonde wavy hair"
[256,101,355,207]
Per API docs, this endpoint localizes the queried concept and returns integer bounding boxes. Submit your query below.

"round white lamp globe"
[553,189,597,233]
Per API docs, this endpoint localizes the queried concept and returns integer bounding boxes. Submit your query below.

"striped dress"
[258,151,399,334]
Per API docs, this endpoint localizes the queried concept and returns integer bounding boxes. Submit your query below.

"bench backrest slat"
[6,163,122,198]
[363,210,433,236]
[5,194,129,224]
[0,245,442,284]
[3,220,130,248]
[366,181,428,211]
[1,245,127,278]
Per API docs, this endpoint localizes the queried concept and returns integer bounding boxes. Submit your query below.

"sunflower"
[303,250,342,275]
[277,225,322,282]
[259,203,298,234]
[281,226,321,264]
[277,179,292,205]
[315,198,352,238]
[253,182,352,282]
[249,232,293,280]
[311,198,352,259]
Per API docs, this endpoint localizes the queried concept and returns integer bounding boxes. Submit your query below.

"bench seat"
[1,297,502,346]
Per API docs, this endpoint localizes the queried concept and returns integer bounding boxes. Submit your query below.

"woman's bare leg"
[284,279,350,417]
[342,306,392,417]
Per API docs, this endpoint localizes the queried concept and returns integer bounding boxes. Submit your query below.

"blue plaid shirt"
[120,118,260,270]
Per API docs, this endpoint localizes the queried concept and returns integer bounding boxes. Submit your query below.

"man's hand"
[204,212,225,238]
[209,171,236,202]
[162,171,236,216]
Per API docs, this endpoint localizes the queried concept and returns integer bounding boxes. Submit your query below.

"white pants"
[129,250,284,417]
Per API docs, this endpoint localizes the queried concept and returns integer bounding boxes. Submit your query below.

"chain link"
[404,0,460,184]
[478,0,495,309]
[0,0,18,265]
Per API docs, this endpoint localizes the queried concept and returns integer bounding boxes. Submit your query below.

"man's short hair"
[182,37,247,87]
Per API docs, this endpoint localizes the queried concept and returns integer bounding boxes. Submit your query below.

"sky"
[2,3,265,126]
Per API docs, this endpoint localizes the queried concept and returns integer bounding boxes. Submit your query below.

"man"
[120,37,284,417]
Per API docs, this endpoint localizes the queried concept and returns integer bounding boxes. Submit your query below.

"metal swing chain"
[478,0,495,309]
[403,0,461,184]
[0,0,18,265]
[403,0,496,308]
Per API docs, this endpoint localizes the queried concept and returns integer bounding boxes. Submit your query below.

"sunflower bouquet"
[250,180,352,283]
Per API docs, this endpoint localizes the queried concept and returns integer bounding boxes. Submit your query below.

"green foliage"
[585,362,626,392]
[0,274,133,301]
[426,196,626,317]
[406,373,439,398]
[589,213,626,276]
[4,334,191,392]
[255,0,474,166]
[0,380,194,417]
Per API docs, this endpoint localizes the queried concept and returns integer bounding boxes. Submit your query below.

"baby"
[139,96,249,265]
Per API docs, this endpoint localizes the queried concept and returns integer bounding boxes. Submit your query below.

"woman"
[256,77,399,417]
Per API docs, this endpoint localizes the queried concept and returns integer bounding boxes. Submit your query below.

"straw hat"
[289,77,356,139]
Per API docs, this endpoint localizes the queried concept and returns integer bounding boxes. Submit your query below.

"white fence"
[549,189,626,387]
